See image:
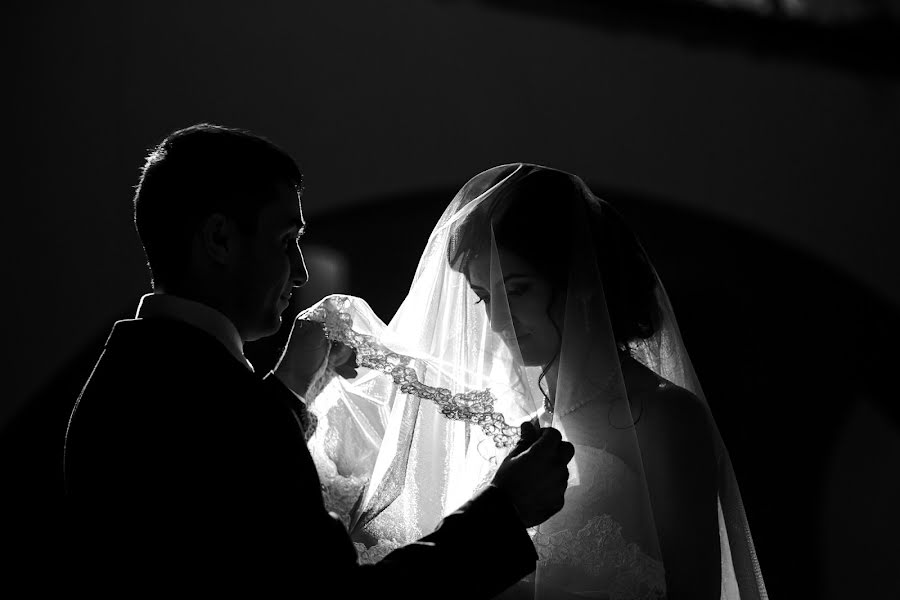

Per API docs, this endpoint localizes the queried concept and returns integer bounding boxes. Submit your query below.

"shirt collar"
[135,292,254,372]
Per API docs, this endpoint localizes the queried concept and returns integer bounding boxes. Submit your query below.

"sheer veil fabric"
[302,164,767,599]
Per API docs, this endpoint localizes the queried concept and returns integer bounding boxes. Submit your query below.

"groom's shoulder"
[102,318,234,363]
[104,317,204,346]
[77,319,270,425]
[90,318,249,393]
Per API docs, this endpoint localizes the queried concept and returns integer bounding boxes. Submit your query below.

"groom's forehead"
[265,182,305,228]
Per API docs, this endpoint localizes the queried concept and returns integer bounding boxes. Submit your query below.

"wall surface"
[5,1,899,427]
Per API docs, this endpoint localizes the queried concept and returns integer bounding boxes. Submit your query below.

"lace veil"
[302,164,767,599]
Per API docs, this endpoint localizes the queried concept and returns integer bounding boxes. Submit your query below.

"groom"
[63,123,574,597]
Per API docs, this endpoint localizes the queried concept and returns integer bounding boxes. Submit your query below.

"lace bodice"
[532,445,666,600]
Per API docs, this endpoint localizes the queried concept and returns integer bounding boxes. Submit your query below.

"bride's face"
[466,247,563,367]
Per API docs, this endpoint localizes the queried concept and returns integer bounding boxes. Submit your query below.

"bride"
[300,164,767,599]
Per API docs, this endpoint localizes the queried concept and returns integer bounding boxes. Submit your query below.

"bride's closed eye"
[470,286,490,305]
[472,283,529,305]
[505,284,528,297]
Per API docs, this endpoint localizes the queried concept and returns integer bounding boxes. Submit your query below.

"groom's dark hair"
[133,123,303,290]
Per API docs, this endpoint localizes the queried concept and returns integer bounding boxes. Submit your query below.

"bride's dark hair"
[448,166,661,351]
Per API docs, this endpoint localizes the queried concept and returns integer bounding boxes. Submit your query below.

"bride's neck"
[544,348,638,406]
[544,360,560,402]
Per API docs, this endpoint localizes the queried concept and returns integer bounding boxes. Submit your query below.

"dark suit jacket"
[63,318,537,597]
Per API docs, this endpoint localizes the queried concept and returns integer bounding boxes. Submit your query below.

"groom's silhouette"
[63,124,574,598]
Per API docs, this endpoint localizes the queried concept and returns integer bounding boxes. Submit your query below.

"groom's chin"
[245,314,283,342]
[264,314,284,336]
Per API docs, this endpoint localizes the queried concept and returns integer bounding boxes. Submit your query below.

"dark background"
[2,2,899,597]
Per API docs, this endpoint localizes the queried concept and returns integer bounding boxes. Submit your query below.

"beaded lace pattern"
[303,296,521,448]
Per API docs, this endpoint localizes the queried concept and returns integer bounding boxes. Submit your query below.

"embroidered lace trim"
[303,296,520,448]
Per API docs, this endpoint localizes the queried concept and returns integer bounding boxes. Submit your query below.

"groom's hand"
[273,317,358,397]
[490,422,575,528]
[273,318,330,397]
[327,342,358,379]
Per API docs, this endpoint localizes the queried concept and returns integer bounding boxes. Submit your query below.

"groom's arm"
[261,365,568,600]
[357,485,538,599]
[258,374,536,599]
[263,373,536,598]
[337,425,573,600]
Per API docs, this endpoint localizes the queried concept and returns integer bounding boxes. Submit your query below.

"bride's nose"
[488,307,520,339]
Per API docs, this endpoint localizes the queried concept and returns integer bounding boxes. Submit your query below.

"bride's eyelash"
[473,286,525,305]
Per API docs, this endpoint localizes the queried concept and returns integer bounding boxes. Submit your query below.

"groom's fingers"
[285,320,330,376]
[557,440,575,465]
[333,363,358,379]
[528,427,574,466]
[328,342,355,366]
[506,421,537,460]
[531,427,562,450]
[328,343,358,379]
[289,319,327,351]
[506,421,540,459]
[521,420,540,445]
[297,318,326,338]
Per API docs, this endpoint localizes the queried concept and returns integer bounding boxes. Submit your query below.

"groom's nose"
[291,247,309,288]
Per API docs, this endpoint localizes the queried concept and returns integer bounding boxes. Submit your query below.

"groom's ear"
[199,212,238,265]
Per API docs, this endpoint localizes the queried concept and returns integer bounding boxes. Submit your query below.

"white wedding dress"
[309,389,664,599]
[531,444,665,600]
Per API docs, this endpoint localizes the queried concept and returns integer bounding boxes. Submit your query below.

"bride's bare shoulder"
[627,371,718,490]
[625,361,713,441]
[646,381,708,423]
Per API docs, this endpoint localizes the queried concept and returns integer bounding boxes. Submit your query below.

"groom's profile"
[63,123,574,597]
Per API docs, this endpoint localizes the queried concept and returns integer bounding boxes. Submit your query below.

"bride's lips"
[501,331,531,344]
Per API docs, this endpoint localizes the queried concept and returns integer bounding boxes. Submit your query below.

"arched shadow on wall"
[3,185,898,596]
[477,0,900,79]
